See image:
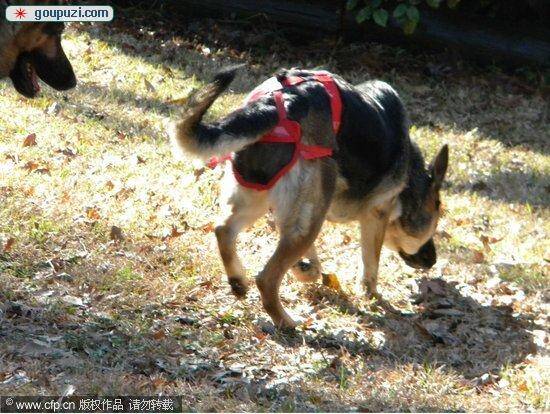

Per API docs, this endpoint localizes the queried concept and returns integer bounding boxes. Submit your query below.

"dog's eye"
[435,199,441,209]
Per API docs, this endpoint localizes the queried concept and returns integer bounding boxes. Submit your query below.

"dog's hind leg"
[256,161,335,330]
[215,185,269,298]
[256,213,324,330]
[291,245,322,283]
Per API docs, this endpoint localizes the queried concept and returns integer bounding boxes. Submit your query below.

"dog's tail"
[168,65,278,159]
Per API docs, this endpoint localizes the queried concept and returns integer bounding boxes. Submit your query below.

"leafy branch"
[347,0,461,34]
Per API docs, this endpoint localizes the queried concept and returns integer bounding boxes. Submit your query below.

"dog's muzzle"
[399,238,436,269]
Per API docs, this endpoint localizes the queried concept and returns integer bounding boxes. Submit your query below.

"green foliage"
[347,0,459,34]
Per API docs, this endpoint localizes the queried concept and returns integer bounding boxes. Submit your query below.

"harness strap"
[280,73,342,134]
[273,91,286,119]
[298,143,333,160]
[314,74,342,133]
[208,72,341,178]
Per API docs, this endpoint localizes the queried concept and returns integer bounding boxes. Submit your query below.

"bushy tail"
[168,65,277,159]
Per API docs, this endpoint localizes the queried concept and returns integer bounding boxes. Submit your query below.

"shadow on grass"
[1,260,539,411]
[269,279,538,380]
[451,170,550,209]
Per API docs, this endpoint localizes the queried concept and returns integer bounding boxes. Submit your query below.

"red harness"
[208,71,342,191]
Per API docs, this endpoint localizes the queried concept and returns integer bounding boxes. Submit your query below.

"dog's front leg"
[358,201,393,299]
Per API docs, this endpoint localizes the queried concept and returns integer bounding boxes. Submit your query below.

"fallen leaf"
[164,225,184,240]
[62,295,85,307]
[322,273,342,291]
[22,161,39,172]
[419,320,460,346]
[480,234,503,251]
[418,277,447,296]
[201,223,215,233]
[3,237,15,253]
[253,329,268,342]
[56,147,77,158]
[193,167,205,179]
[472,250,485,263]
[517,381,528,392]
[22,133,37,147]
[152,330,166,340]
[109,225,125,242]
[152,378,167,388]
[86,207,101,221]
[60,192,70,203]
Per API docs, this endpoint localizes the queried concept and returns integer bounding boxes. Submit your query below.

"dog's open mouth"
[9,53,42,98]
[27,61,41,95]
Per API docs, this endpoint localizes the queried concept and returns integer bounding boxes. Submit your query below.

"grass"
[0,13,549,412]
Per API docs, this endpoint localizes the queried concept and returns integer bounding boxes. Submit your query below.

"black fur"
[181,67,439,268]
[398,143,434,234]
[180,65,279,156]
[190,68,433,219]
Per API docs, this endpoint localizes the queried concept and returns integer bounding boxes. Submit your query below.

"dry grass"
[0,14,549,412]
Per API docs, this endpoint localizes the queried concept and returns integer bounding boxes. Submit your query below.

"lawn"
[0,13,548,412]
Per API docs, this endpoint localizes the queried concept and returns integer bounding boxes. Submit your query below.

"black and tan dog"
[0,0,76,97]
[169,67,448,329]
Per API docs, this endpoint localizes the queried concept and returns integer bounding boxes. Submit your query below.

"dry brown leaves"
[22,133,37,147]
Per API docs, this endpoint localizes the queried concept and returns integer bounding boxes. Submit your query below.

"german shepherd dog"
[0,0,76,97]
[169,67,448,330]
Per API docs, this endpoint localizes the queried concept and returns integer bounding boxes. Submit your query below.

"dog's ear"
[430,144,448,189]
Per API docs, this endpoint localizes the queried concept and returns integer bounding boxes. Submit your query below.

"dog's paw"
[277,317,298,332]
[228,277,249,299]
[291,260,321,283]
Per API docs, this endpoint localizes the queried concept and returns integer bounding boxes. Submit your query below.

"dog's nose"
[399,239,437,269]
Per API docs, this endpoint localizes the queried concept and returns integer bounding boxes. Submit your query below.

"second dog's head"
[0,1,76,97]
[385,144,448,269]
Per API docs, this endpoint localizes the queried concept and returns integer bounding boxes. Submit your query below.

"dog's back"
[232,69,411,202]
[333,78,410,202]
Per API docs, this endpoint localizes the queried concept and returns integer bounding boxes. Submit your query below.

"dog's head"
[0,1,76,97]
[385,144,449,269]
